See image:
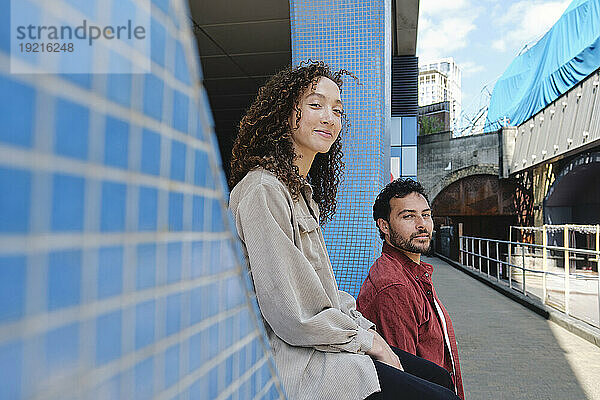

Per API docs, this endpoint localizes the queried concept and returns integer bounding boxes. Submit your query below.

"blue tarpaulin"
[486,0,600,131]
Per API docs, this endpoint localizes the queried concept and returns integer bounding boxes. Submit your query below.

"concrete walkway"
[424,256,600,400]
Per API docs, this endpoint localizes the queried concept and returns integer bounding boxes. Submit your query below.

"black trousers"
[365,347,460,400]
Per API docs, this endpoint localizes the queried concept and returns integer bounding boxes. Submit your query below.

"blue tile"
[0,167,31,233]
[152,0,170,14]
[48,250,81,310]
[101,181,127,232]
[225,277,243,310]
[143,75,164,121]
[188,331,206,372]
[96,311,122,365]
[60,73,92,89]
[0,256,26,322]
[172,91,189,134]
[107,72,132,107]
[0,341,22,399]
[104,117,130,169]
[401,146,417,176]
[401,116,417,146]
[170,140,186,182]
[166,293,181,336]
[45,323,79,370]
[140,129,161,176]
[174,42,191,84]
[209,241,222,274]
[166,242,182,283]
[192,196,205,232]
[189,287,203,325]
[208,366,218,399]
[391,117,402,146]
[390,146,402,157]
[134,357,154,400]
[190,241,205,278]
[0,0,9,52]
[47,184,83,237]
[164,344,179,388]
[138,186,158,231]
[150,18,166,67]
[54,99,89,160]
[193,150,209,187]
[136,244,156,289]
[135,300,155,349]
[64,0,96,18]
[168,192,183,231]
[0,76,35,148]
[97,247,123,299]
[211,199,224,232]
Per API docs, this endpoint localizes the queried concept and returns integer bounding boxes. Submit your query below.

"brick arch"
[428,164,499,202]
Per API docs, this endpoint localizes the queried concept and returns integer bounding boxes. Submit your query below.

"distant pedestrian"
[358,178,465,399]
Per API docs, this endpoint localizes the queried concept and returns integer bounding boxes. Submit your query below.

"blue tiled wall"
[290,0,391,295]
[0,0,284,398]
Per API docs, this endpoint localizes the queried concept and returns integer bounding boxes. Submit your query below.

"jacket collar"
[382,241,433,279]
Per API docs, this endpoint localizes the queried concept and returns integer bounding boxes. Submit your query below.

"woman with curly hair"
[229,62,460,400]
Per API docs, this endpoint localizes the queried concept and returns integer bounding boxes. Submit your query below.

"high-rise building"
[418,57,462,134]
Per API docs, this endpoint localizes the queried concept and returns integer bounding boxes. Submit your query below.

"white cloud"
[419,0,470,17]
[417,0,479,61]
[491,39,506,52]
[460,61,485,76]
[493,0,570,54]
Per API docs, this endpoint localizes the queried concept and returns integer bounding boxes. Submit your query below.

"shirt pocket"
[297,216,325,270]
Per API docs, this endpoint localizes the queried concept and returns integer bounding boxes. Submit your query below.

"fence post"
[509,227,513,289]
[522,240,526,295]
[542,225,548,304]
[478,239,482,272]
[459,223,463,265]
[496,241,500,281]
[486,240,490,276]
[564,225,570,316]
[471,237,474,269]
[596,225,599,329]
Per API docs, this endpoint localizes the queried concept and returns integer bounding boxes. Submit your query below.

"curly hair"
[230,61,354,225]
[373,178,430,239]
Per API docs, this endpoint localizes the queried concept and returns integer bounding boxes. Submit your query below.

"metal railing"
[459,225,600,329]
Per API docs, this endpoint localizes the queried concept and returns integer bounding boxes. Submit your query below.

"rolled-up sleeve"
[233,182,373,354]
[339,290,376,331]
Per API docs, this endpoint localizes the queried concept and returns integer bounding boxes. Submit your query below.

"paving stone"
[425,256,600,400]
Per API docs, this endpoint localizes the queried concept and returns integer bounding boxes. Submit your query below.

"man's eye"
[423,214,431,218]
[403,215,413,219]
[309,103,321,107]
[333,109,343,115]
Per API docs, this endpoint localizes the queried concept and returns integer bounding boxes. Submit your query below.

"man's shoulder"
[367,253,412,291]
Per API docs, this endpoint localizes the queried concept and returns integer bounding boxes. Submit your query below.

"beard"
[389,228,432,254]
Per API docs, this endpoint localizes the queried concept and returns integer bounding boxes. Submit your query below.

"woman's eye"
[309,103,321,108]
[334,109,343,115]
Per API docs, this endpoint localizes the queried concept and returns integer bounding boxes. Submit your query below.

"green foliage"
[419,115,445,135]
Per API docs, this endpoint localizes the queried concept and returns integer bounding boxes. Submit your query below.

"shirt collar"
[382,241,434,279]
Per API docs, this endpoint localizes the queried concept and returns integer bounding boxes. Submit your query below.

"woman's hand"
[366,329,403,371]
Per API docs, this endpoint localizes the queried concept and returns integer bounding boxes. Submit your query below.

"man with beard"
[357,179,465,399]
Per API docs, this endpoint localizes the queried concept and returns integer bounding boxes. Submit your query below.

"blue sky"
[417,0,571,123]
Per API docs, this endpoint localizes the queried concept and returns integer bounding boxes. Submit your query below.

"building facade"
[419,57,462,134]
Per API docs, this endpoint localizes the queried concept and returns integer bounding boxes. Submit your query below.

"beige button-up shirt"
[229,168,380,400]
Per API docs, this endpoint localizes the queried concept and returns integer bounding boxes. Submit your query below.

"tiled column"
[290,0,392,295]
